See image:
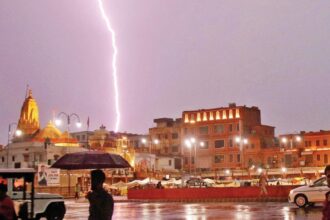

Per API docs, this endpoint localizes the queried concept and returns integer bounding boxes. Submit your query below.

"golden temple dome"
[34,121,78,146]
[34,121,62,140]
[17,89,40,135]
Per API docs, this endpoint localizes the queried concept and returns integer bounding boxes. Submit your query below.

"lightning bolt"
[97,0,120,132]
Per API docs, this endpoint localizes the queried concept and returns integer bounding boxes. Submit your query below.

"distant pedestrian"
[322,165,330,220]
[156,181,163,189]
[259,172,268,196]
[75,183,81,200]
[0,184,17,220]
[86,170,114,220]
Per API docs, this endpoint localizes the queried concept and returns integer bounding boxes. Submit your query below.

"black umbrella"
[51,151,131,170]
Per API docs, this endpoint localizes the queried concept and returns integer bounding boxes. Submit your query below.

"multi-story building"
[149,118,183,171]
[279,130,330,168]
[181,103,275,172]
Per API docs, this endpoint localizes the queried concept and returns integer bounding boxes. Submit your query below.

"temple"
[17,89,40,136]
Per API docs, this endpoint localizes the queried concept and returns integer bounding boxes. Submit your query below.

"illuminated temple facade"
[0,90,84,168]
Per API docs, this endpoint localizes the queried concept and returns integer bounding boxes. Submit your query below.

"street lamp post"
[55,112,82,196]
[235,136,248,169]
[141,138,147,150]
[281,135,301,166]
[185,137,201,176]
[281,135,301,149]
[152,139,159,154]
[7,123,22,168]
[55,112,82,132]
[185,139,192,175]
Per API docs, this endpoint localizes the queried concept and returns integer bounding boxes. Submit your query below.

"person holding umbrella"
[86,170,114,220]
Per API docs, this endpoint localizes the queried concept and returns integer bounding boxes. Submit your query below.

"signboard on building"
[37,164,60,186]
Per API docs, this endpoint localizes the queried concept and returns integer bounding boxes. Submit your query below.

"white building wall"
[0,141,86,168]
[156,157,176,171]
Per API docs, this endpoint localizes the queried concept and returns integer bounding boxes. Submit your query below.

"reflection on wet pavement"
[64,200,323,220]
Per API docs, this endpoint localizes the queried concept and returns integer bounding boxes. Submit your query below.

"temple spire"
[17,88,40,135]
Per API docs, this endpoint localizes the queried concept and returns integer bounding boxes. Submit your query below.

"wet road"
[64,200,323,220]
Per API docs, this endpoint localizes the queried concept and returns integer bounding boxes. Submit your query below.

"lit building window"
[190,114,195,123]
[229,109,233,119]
[184,114,189,123]
[216,111,220,120]
[197,112,201,122]
[235,109,240,118]
[209,112,214,120]
[203,112,208,121]
[222,110,227,119]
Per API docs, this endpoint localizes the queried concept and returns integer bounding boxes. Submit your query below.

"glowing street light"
[185,137,202,176]
[15,129,23,136]
[153,139,159,145]
[55,112,82,132]
[7,122,23,168]
[281,135,301,149]
[235,136,249,168]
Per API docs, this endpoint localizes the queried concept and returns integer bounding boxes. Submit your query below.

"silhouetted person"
[259,172,268,196]
[0,184,17,220]
[156,181,163,189]
[75,183,81,200]
[86,170,114,220]
[323,165,330,220]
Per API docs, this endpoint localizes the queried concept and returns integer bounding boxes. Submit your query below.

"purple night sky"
[1,1,330,145]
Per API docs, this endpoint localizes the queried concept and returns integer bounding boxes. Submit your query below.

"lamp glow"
[190,137,196,144]
[281,137,288,143]
[185,139,192,148]
[15,130,22,136]
[243,138,248,144]
[55,119,62,126]
[76,122,82,128]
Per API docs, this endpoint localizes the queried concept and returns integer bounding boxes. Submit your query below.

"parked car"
[0,168,66,220]
[186,178,211,188]
[288,176,329,208]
